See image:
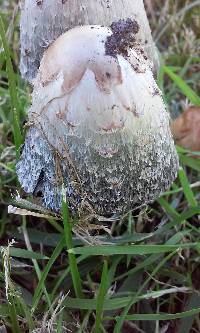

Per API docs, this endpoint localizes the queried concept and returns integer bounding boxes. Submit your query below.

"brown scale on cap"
[105,18,139,58]
[36,0,43,5]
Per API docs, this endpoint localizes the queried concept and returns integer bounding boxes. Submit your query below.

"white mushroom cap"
[31,25,163,152]
[17,24,178,215]
[20,0,159,82]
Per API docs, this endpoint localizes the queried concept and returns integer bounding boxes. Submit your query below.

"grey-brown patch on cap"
[89,58,123,94]
[152,86,161,97]
[61,67,86,94]
[101,121,124,132]
[36,0,43,5]
[105,18,139,58]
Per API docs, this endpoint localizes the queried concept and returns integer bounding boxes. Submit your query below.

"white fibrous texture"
[16,24,179,216]
[20,0,159,82]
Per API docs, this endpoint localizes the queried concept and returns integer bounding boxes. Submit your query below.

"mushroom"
[20,0,159,82]
[16,22,179,216]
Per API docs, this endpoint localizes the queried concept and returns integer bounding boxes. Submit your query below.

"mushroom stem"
[20,0,159,82]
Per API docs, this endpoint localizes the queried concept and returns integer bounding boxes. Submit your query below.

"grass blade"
[32,236,65,312]
[114,251,176,333]
[178,293,200,333]
[94,260,108,333]
[16,295,35,331]
[0,246,49,260]
[115,232,187,282]
[68,243,199,256]
[178,167,198,207]
[106,307,200,321]
[63,285,186,311]
[163,65,200,105]
[8,299,21,333]
[0,15,23,158]
[179,154,200,172]
[62,193,84,299]
[21,218,52,312]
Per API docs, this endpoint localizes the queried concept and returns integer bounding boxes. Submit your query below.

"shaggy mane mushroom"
[16,22,179,216]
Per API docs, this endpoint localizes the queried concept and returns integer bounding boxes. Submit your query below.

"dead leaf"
[171,106,200,153]
[8,205,54,220]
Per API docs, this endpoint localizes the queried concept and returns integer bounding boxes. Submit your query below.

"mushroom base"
[16,126,178,217]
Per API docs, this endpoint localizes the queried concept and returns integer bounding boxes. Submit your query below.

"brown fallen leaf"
[171,106,200,153]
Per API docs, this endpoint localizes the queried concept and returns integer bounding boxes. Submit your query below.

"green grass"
[61,193,84,300]
[94,260,108,333]
[0,14,23,159]
[0,1,200,332]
